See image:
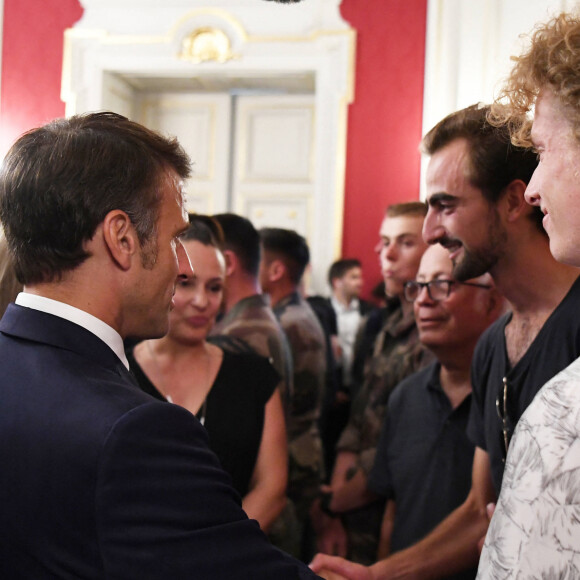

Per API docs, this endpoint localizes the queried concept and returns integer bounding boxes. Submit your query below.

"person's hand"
[477,502,496,553]
[310,497,348,557]
[310,554,372,580]
[315,568,350,580]
[317,515,348,557]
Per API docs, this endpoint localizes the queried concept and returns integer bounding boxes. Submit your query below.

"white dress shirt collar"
[330,295,360,314]
[15,292,129,369]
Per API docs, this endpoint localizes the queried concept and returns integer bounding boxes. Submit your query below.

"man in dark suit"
[0,112,319,579]
[308,259,375,476]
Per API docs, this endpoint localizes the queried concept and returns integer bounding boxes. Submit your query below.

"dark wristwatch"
[319,490,337,517]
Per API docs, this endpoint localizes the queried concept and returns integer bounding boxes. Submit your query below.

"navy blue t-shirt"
[369,362,476,580]
[467,274,580,494]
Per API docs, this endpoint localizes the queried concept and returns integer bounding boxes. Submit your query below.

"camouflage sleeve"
[359,446,377,476]
[213,320,293,412]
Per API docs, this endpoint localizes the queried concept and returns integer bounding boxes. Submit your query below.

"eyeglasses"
[496,376,511,461]
[403,279,492,302]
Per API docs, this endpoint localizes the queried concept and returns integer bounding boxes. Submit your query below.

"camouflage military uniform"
[273,291,327,559]
[210,294,293,410]
[210,293,301,556]
[336,300,435,564]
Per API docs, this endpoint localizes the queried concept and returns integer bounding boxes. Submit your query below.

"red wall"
[340,0,427,297]
[0,0,427,299]
[0,0,83,154]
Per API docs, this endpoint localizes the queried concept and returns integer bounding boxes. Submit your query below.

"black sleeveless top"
[127,346,279,496]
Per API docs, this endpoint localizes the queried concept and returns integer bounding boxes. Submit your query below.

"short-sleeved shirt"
[337,303,433,475]
[211,294,293,409]
[369,363,477,579]
[478,354,580,579]
[467,274,580,494]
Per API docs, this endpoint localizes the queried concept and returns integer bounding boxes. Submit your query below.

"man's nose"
[524,172,541,207]
[416,283,434,304]
[176,240,194,280]
[422,208,444,245]
[192,288,208,309]
[384,243,398,260]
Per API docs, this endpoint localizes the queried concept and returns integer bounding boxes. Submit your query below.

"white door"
[136,92,232,215]
[231,94,314,240]
[134,92,315,240]
[110,88,320,289]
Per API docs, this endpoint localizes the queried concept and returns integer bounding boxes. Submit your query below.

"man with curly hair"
[477,12,580,578]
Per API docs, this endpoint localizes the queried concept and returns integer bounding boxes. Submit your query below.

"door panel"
[232,95,314,238]
[136,92,231,214]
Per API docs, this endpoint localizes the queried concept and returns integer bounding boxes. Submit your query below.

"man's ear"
[222,250,237,277]
[102,210,138,271]
[502,179,530,223]
[269,259,286,283]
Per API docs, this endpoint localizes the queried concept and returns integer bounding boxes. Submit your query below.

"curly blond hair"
[489,12,580,147]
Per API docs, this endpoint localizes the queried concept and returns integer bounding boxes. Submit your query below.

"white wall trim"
[66,0,355,294]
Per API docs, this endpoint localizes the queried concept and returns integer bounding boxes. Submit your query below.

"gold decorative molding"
[169,8,248,43]
[180,27,236,63]
[62,6,354,286]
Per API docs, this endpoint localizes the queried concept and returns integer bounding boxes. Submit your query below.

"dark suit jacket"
[306,296,375,339]
[0,304,318,579]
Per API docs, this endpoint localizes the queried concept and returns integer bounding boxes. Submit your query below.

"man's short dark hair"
[184,214,225,250]
[328,258,361,287]
[0,111,191,285]
[421,104,541,229]
[259,227,310,285]
[212,213,260,278]
[386,201,427,218]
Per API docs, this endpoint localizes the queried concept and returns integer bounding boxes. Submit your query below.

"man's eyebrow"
[381,232,420,242]
[426,192,457,206]
[177,224,191,237]
[416,270,447,281]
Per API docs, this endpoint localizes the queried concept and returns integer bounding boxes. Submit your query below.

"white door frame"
[62,0,355,294]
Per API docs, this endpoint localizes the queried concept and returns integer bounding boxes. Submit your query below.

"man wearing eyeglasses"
[312,202,433,565]
[370,244,502,578]
[311,104,580,579]
[313,244,502,580]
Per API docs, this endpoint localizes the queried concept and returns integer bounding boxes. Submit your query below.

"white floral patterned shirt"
[478,355,580,578]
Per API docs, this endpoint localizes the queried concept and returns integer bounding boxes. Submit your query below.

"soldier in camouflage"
[209,214,293,411]
[260,227,327,562]
[313,202,434,565]
[209,214,300,557]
